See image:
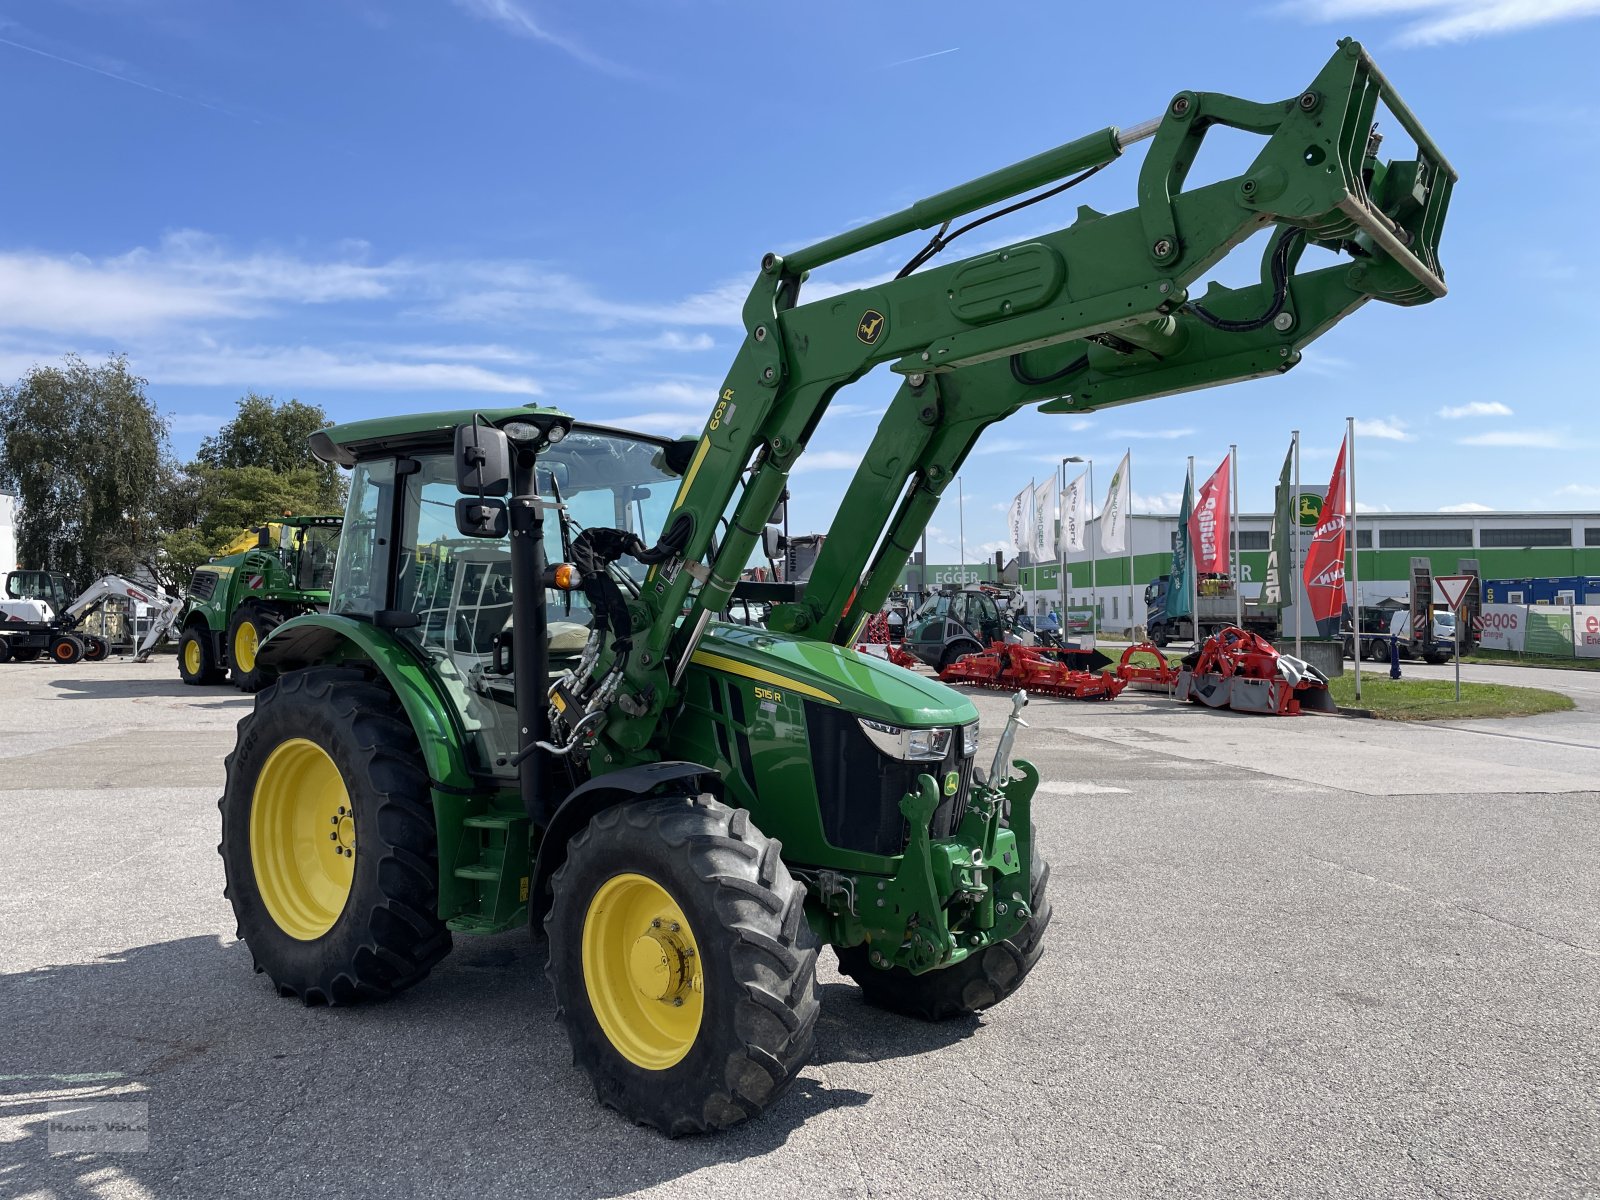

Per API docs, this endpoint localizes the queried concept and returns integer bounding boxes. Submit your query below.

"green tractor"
[176,515,342,691]
[218,41,1453,1133]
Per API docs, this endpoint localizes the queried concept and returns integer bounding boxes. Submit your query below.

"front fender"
[259,613,475,790]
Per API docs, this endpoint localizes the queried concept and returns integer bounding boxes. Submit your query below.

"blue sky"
[0,0,1595,564]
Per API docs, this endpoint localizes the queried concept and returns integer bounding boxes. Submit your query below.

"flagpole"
[1292,429,1302,661]
[958,476,966,579]
[1059,457,1068,620]
[1348,415,1361,702]
[1125,448,1135,637]
[1229,443,1242,629]
[1187,455,1198,647]
[1088,460,1098,636]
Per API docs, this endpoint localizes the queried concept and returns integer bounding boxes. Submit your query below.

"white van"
[1388,609,1456,663]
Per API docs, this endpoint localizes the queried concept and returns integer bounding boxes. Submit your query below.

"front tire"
[82,635,109,662]
[836,850,1052,1021]
[49,634,85,664]
[219,668,451,1005]
[545,795,820,1135]
[178,626,225,685]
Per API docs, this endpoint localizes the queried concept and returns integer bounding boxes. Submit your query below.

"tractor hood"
[688,623,977,728]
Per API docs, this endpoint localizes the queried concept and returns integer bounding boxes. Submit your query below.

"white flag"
[1006,484,1033,556]
[1060,471,1087,553]
[1031,479,1055,562]
[1100,451,1131,554]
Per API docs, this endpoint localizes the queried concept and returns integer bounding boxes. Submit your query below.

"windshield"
[1434,610,1456,628]
[914,594,952,620]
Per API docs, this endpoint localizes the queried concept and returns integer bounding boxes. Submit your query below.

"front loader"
[217,40,1454,1134]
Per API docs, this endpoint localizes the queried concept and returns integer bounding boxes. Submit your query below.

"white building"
[0,494,16,575]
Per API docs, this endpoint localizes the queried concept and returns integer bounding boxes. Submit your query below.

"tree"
[197,393,343,504]
[0,355,170,589]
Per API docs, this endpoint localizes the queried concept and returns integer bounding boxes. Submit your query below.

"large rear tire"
[178,626,225,685]
[545,795,819,1135]
[836,850,1052,1021]
[219,668,451,1005]
[227,604,281,692]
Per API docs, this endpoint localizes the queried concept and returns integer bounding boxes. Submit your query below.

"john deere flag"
[1060,471,1088,553]
[1006,483,1033,556]
[1099,452,1131,554]
[1261,441,1294,611]
[1302,435,1348,631]
[1167,467,1194,619]
[1031,479,1056,563]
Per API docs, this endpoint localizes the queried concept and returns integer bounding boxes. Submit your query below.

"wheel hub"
[627,922,694,1004]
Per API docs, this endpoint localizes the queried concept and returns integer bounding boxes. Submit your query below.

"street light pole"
[958,476,966,579]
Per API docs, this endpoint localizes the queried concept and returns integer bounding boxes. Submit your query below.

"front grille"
[186,570,219,602]
[804,702,972,856]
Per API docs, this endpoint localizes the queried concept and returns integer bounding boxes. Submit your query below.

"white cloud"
[1354,417,1413,442]
[1458,429,1568,448]
[588,411,702,435]
[1133,491,1182,514]
[1284,0,1600,45]
[792,450,864,473]
[1555,483,1600,498]
[583,380,718,409]
[448,0,635,77]
[1108,428,1195,441]
[1437,401,1513,419]
[1353,501,1392,514]
[1439,502,1493,512]
[148,344,541,394]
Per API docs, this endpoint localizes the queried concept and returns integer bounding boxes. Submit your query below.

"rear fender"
[258,613,475,790]
[528,762,722,928]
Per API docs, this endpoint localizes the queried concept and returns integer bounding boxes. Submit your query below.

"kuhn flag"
[1187,455,1230,575]
[1031,479,1055,562]
[1006,484,1033,556]
[1302,436,1348,624]
[1060,471,1088,553]
[1099,452,1131,554]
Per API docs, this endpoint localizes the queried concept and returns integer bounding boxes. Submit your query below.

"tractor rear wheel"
[545,795,820,1135]
[178,627,224,685]
[228,604,280,692]
[49,634,85,665]
[219,668,451,1005]
[836,850,1053,1021]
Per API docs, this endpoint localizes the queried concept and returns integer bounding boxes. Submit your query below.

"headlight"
[961,721,979,758]
[858,718,952,761]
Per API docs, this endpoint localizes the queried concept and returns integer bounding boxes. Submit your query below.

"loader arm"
[599,38,1454,759]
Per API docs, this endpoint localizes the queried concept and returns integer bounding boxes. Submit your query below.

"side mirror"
[762,526,786,562]
[768,498,787,526]
[455,497,509,539]
[455,423,511,497]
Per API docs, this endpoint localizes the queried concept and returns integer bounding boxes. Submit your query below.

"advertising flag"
[1302,435,1349,625]
[1059,471,1088,553]
[1031,479,1055,563]
[1261,441,1294,611]
[1187,455,1231,575]
[1099,452,1131,554]
[1006,484,1033,556]
[1168,468,1194,619]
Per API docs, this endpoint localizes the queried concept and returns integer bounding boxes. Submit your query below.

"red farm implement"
[1175,626,1336,716]
[939,642,1125,701]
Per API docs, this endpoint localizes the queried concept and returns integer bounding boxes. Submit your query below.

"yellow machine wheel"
[249,738,356,941]
[219,668,451,1006]
[227,604,280,692]
[177,626,223,685]
[581,873,704,1070]
[233,619,259,675]
[184,639,202,675]
[545,794,820,1135]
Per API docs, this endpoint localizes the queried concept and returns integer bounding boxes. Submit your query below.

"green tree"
[197,393,343,505]
[0,355,171,589]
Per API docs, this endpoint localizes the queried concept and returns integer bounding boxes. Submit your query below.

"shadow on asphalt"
[3,934,976,1197]
[46,675,253,706]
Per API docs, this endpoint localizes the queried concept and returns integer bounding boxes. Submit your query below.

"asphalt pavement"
[1,655,1596,1200]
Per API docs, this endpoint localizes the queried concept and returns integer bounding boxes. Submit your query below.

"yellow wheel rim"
[250,738,355,941]
[582,873,703,1070]
[184,639,202,676]
[233,620,259,674]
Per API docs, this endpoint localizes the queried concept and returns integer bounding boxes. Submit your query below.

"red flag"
[1302,436,1348,623]
[1187,456,1231,575]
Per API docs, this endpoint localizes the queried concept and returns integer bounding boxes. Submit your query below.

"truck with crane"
[215,40,1453,1133]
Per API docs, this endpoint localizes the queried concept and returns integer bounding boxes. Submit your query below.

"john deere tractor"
[176,516,341,690]
[218,41,1453,1133]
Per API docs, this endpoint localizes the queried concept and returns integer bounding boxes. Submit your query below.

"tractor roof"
[308,403,576,467]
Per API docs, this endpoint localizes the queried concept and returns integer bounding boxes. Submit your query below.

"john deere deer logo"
[1298,493,1324,527]
[856,309,885,345]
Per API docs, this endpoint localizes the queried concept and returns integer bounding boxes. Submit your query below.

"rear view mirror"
[767,498,787,527]
[762,526,786,562]
[455,497,509,539]
[455,423,511,497]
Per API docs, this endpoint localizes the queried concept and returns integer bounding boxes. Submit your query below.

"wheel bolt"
[651,918,662,929]
[330,832,337,841]
[669,922,680,933]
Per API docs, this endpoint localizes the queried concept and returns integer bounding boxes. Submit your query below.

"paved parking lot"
[2,656,1596,1199]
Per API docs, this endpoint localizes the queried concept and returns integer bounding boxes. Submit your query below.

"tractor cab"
[4,570,73,619]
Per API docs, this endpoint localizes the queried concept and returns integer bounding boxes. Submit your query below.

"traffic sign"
[1436,574,1475,612]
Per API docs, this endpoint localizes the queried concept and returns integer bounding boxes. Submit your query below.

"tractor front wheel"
[49,634,85,665]
[219,668,451,1005]
[178,627,224,685]
[545,795,820,1135]
[836,850,1053,1021]
[228,604,280,692]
